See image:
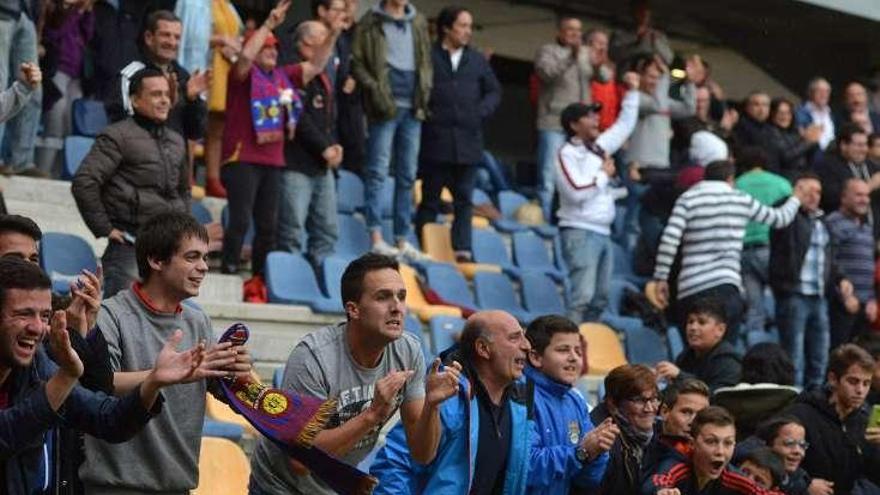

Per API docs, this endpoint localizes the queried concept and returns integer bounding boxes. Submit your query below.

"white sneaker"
[399,241,432,262]
[372,240,400,257]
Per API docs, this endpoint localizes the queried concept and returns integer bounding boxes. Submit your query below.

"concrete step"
[196,272,243,303]
[2,176,78,208]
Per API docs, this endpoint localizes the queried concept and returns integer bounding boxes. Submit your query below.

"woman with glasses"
[589,364,660,494]
[751,415,834,495]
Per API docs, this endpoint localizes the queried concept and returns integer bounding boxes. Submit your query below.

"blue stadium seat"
[429,315,465,355]
[337,170,365,214]
[336,214,371,260]
[39,232,98,294]
[511,231,566,283]
[320,255,348,306]
[62,136,94,180]
[404,313,432,361]
[220,205,255,246]
[519,271,566,316]
[621,324,669,367]
[202,420,245,442]
[71,98,108,137]
[471,188,492,205]
[381,219,421,251]
[667,326,684,360]
[491,190,529,234]
[471,228,521,278]
[424,263,477,312]
[472,271,538,324]
[265,251,342,313]
[612,242,647,287]
[191,201,213,225]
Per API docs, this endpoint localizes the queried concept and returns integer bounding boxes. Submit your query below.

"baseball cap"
[560,102,603,134]
[244,29,279,49]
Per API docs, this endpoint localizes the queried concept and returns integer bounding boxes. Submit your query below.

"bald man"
[371,310,536,495]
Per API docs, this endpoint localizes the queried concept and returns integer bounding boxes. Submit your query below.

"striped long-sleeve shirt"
[653,180,800,299]
[825,210,875,302]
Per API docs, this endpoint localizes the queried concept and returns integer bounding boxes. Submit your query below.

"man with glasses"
[786,344,880,493]
[589,364,660,494]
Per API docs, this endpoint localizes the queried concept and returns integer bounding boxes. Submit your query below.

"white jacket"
[555,90,639,234]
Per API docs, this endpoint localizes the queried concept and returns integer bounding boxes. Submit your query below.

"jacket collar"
[132,113,166,136]
[524,365,571,398]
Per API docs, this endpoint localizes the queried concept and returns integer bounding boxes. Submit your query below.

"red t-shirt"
[591,79,623,131]
[222,64,300,167]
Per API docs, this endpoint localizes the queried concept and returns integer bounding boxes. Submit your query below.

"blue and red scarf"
[250,67,303,144]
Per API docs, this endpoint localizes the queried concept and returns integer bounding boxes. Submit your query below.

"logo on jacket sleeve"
[569,420,580,444]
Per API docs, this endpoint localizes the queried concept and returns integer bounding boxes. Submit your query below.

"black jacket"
[103,56,206,141]
[674,341,742,393]
[733,116,776,166]
[813,154,880,238]
[72,116,190,237]
[769,208,841,298]
[335,26,366,171]
[786,388,880,494]
[285,70,336,177]
[590,402,651,495]
[766,125,818,180]
[419,43,501,166]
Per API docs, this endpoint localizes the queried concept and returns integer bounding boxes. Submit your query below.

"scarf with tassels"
[250,67,302,145]
[217,323,377,495]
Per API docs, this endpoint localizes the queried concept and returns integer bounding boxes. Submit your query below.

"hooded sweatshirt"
[373,2,417,109]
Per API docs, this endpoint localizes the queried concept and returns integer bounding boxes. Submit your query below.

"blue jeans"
[777,293,830,390]
[742,246,770,335]
[0,14,40,169]
[363,108,420,242]
[102,241,138,298]
[536,129,566,221]
[561,228,613,323]
[277,169,338,268]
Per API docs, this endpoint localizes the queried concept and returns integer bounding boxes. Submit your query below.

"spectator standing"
[72,68,190,298]
[219,0,304,300]
[652,160,804,338]
[585,28,619,132]
[533,16,593,221]
[81,212,252,494]
[414,6,501,263]
[836,81,880,135]
[733,91,775,159]
[769,173,848,389]
[523,315,618,495]
[555,72,640,323]
[735,147,793,337]
[794,77,834,151]
[609,0,674,72]
[254,254,463,494]
[34,0,95,175]
[590,364,659,495]
[786,344,880,494]
[351,0,432,258]
[276,19,343,270]
[0,62,40,122]
[336,0,366,173]
[767,97,821,180]
[104,10,208,143]
[655,298,742,393]
[825,178,877,348]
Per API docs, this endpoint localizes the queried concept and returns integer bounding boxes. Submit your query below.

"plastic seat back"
[39,232,98,294]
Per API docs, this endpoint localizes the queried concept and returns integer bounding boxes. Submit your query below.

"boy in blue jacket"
[524,315,618,494]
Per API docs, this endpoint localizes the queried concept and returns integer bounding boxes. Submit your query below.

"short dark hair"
[754,414,803,445]
[526,314,579,355]
[340,253,399,307]
[740,447,785,488]
[741,343,795,386]
[129,67,168,96]
[436,6,469,41]
[794,170,821,184]
[0,214,42,241]
[0,257,51,311]
[839,122,868,145]
[686,297,726,325]
[691,405,734,437]
[661,377,709,409]
[769,97,794,130]
[703,160,736,182]
[310,0,335,17]
[604,364,658,405]
[735,146,769,173]
[135,212,208,281]
[828,343,875,379]
[144,9,180,35]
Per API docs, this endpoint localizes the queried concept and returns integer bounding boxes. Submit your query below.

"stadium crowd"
[3,0,880,494]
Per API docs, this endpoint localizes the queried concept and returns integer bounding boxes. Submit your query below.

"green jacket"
[351,6,432,122]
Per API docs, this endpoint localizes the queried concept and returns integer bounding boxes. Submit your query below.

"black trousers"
[221,162,281,275]
[415,161,477,253]
[829,297,870,350]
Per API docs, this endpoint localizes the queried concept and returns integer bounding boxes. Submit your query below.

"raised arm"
[232,0,290,82]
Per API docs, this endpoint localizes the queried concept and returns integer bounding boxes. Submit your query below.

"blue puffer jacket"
[525,366,607,494]
[2,346,158,494]
[370,371,534,494]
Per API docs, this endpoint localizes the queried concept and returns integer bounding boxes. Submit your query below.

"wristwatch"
[575,445,592,464]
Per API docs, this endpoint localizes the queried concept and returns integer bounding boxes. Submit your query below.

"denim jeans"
[277,169,338,268]
[363,108,421,242]
[0,14,40,169]
[741,246,770,335]
[535,129,566,221]
[414,161,477,253]
[561,228,613,323]
[102,241,138,298]
[777,294,830,390]
[221,162,281,275]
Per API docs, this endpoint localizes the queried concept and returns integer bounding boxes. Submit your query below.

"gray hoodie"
[373,2,418,109]
[626,72,696,169]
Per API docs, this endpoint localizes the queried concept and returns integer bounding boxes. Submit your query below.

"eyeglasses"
[780,438,809,451]
[625,395,661,408]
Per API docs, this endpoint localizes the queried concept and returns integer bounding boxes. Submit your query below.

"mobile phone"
[870,405,880,429]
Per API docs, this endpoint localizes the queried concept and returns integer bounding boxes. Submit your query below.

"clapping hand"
[366,370,413,424]
[66,267,102,337]
[186,69,211,101]
[49,310,84,379]
[425,358,462,407]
